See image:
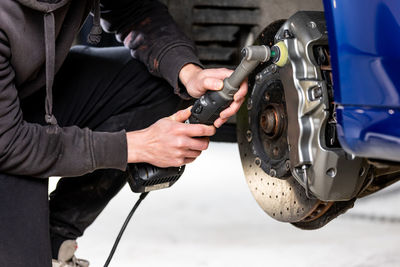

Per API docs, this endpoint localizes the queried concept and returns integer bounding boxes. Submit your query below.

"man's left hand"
[179,63,248,128]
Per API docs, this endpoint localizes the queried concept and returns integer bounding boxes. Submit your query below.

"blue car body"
[323,0,400,161]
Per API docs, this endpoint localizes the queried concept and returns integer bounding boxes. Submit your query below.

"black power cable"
[103,192,149,267]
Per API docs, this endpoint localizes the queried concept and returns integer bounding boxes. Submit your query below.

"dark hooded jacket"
[0,0,200,177]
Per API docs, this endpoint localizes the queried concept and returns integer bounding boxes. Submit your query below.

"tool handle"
[189,87,233,125]
[188,57,260,125]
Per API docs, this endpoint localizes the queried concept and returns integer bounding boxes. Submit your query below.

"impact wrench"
[104,43,287,267]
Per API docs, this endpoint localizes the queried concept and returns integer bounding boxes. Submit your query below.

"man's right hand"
[126,107,216,167]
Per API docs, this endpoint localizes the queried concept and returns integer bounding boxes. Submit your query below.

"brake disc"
[237,20,331,223]
[237,67,334,223]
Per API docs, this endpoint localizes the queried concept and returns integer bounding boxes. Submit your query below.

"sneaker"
[52,240,89,267]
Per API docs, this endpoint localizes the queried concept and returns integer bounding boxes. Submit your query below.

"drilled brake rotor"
[238,88,331,223]
[237,21,333,223]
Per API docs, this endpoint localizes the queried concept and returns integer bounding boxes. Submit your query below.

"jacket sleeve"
[100,0,202,99]
[0,32,127,178]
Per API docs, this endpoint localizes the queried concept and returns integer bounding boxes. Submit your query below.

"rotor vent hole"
[294,201,297,204]
[272,213,275,217]
[289,187,292,191]
[280,211,283,215]
[286,207,289,211]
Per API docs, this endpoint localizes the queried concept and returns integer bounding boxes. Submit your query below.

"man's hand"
[126,107,216,167]
[179,64,248,128]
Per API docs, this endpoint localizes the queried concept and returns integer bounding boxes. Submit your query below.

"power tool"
[188,44,281,125]
[127,43,285,193]
[105,44,286,267]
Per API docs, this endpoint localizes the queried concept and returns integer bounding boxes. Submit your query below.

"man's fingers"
[219,100,243,119]
[169,106,192,122]
[178,123,216,137]
[234,81,248,101]
[186,137,210,151]
[214,117,228,128]
[182,150,203,165]
[214,92,246,128]
[220,82,247,119]
[203,68,233,80]
[203,77,224,91]
[184,149,202,158]
[200,68,235,92]
[183,158,196,164]
[202,68,239,91]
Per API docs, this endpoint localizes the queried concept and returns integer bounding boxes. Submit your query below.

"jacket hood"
[16,0,71,13]
[16,0,100,127]
[16,0,75,127]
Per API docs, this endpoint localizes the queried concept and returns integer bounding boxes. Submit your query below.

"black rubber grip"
[128,164,185,193]
[189,90,232,125]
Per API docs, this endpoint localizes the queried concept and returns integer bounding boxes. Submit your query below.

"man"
[0,0,247,266]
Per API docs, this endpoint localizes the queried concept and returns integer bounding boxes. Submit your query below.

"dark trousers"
[0,46,183,266]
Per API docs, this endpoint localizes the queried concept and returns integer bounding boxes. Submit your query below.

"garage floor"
[64,142,400,267]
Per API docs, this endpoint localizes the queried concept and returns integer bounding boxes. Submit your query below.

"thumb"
[169,106,192,122]
[203,77,224,91]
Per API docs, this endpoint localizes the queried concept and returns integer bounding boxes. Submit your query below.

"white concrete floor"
[62,142,400,267]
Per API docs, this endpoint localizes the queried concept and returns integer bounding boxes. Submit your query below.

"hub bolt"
[246,130,253,142]
[273,147,279,156]
[264,92,270,101]
[285,160,291,171]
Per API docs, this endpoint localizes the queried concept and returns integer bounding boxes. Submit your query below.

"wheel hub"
[248,67,290,179]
